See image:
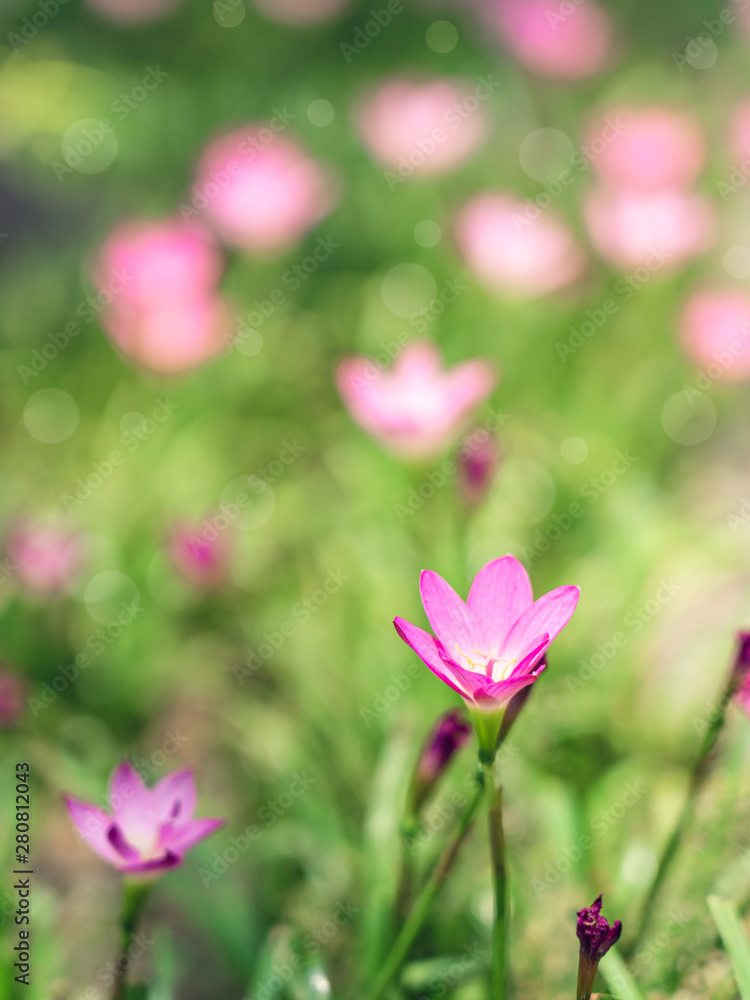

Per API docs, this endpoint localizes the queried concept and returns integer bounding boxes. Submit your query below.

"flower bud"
[409,709,471,815]
[576,895,622,1000]
[458,431,500,507]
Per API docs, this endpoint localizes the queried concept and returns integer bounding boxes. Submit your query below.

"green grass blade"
[708,894,750,1000]
[599,948,646,1000]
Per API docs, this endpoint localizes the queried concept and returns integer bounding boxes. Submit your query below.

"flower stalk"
[488,772,508,1000]
[113,879,152,1000]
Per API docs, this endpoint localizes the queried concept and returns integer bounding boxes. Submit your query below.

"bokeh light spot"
[24,389,79,443]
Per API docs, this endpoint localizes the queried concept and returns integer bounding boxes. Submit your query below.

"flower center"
[454,644,516,682]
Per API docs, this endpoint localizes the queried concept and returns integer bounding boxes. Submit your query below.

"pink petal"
[419,570,479,655]
[507,633,549,678]
[120,850,182,875]
[109,760,156,839]
[165,817,225,853]
[500,586,580,660]
[479,671,540,705]
[153,769,196,823]
[394,617,470,698]
[64,795,122,866]
[467,556,534,650]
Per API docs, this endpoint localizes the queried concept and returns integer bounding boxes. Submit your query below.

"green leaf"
[599,948,647,1000]
[708,895,750,1000]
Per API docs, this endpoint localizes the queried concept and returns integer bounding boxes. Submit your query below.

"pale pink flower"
[92,218,231,374]
[481,0,614,79]
[195,129,335,252]
[65,761,224,876]
[583,187,715,269]
[455,193,586,296]
[254,0,348,23]
[337,341,496,459]
[587,107,707,190]
[679,289,750,381]
[6,522,84,594]
[168,522,231,588]
[357,78,489,176]
[84,0,183,23]
[729,97,750,165]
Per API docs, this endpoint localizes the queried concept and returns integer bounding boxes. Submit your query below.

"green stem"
[626,678,734,957]
[112,879,152,1000]
[488,773,508,1000]
[363,766,487,1000]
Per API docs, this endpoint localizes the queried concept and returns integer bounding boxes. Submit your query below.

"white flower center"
[454,644,516,682]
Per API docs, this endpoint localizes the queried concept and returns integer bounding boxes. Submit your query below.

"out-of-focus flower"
[93,219,231,374]
[357,78,489,177]
[409,709,472,814]
[64,761,224,876]
[0,670,25,728]
[481,0,613,79]
[457,430,500,506]
[455,194,587,296]
[254,0,348,24]
[168,522,231,588]
[84,0,183,23]
[394,556,579,754]
[6,522,84,595]
[730,98,750,168]
[583,187,715,269]
[679,289,750,381]
[576,895,622,1000]
[731,632,750,714]
[337,341,496,459]
[587,107,706,190]
[195,129,335,252]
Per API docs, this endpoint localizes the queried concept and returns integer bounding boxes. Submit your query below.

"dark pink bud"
[0,670,25,728]
[576,894,622,1000]
[458,431,500,506]
[168,521,230,588]
[410,709,471,814]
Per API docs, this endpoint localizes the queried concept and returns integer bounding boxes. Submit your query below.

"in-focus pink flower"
[93,218,231,374]
[337,341,496,459]
[6,522,84,594]
[455,194,587,296]
[0,670,25,728]
[254,0,348,23]
[587,107,707,190]
[195,129,335,252]
[84,0,182,22]
[168,522,231,588]
[65,761,224,876]
[357,78,489,177]
[679,290,750,381]
[394,556,579,749]
[583,187,715,269]
[481,0,614,79]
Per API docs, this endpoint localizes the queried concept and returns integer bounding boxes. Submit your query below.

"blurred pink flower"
[587,107,707,190]
[455,193,586,296]
[481,0,614,79]
[254,0,348,23]
[0,671,25,728]
[168,522,231,588]
[65,761,224,876]
[93,218,231,374]
[583,187,715,269]
[195,129,335,252]
[357,78,489,177]
[6,522,84,595]
[458,430,500,506]
[679,289,750,381]
[729,97,750,165]
[394,556,579,743]
[337,341,496,459]
[84,0,183,23]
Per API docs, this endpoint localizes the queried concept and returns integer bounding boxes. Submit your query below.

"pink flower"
[64,761,224,876]
[587,107,707,190]
[729,97,750,165]
[168,522,230,588]
[0,670,25,728]
[455,194,587,296]
[254,0,349,23]
[6,522,84,594]
[84,0,182,22]
[337,341,496,459]
[583,187,715,269]
[481,0,614,79]
[93,219,231,374]
[679,289,750,381]
[394,556,579,750]
[357,78,489,176]
[458,430,500,506]
[195,129,335,252]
